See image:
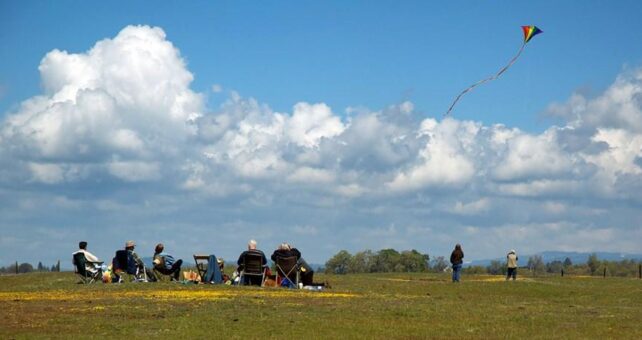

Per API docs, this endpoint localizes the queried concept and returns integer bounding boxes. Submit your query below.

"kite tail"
[443,43,527,117]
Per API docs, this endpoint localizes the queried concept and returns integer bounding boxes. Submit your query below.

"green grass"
[1,272,641,339]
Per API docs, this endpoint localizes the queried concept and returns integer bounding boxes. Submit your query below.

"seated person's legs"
[169,259,183,280]
[156,259,183,280]
[241,274,263,286]
[301,270,314,286]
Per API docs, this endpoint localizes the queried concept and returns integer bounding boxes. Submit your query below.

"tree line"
[464,253,641,277]
[324,249,431,274]
[325,250,641,278]
[0,261,60,274]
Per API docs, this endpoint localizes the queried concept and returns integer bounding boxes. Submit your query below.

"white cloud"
[107,160,161,182]
[492,130,575,181]
[286,102,345,148]
[28,163,65,184]
[2,25,203,181]
[451,198,490,215]
[387,118,476,191]
[287,166,336,184]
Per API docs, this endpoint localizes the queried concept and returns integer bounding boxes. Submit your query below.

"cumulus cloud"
[2,25,203,183]
[1,25,642,265]
[388,118,476,191]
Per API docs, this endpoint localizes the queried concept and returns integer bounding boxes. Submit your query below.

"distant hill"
[465,251,642,267]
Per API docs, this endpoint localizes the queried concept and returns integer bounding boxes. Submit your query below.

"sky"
[1,1,642,267]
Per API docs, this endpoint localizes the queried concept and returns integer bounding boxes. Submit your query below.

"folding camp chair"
[193,255,209,282]
[153,257,171,282]
[239,252,267,286]
[73,252,103,284]
[193,254,224,283]
[112,250,147,282]
[275,256,300,288]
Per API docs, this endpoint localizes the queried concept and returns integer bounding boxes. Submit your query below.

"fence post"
[603,267,606,278]
[561,268,564,277]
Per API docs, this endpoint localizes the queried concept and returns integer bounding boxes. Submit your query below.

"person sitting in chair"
[153,243,183,281]
[271,242,317,286]
[236,239,268,285]
[72,241,102,275]
[124,240,156,281]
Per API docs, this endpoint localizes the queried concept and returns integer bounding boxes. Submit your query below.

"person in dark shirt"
[236,239,268,285]
[270,242,302,262]
[450,243,464,283]
[271,243,317,286]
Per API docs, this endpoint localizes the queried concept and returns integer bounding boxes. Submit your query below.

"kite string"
[444,43,526,117]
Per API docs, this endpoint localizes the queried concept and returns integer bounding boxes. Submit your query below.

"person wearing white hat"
[125,240,145,273]
[506,249,519,281]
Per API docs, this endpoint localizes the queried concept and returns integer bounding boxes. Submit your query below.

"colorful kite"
[444,25,543,117]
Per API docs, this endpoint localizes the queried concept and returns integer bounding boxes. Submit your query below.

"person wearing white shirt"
[72,241,101,274]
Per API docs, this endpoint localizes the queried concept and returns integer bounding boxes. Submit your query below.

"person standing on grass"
[450,244,464,282]
[506,249,518,281]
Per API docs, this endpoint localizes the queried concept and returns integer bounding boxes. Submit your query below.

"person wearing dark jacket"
[450,244,464,283]
[271,243,317,286]
[236,239,268,285]
[270,243,302,262]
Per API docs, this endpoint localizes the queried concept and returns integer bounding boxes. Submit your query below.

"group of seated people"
[73,238,323,287]
[72,240,184,282]
[236,239,322,287]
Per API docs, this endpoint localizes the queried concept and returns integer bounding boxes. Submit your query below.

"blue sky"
[4,1,642,129]
[1,1,642,267]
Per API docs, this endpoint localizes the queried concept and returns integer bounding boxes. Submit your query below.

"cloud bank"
[1,25,641,265]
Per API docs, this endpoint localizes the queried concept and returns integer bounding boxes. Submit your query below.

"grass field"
[1,272,640,339]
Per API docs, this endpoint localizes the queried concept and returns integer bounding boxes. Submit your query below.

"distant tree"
[327,249,431,274]
[37,262,44,271]
[563,257,573,267]
[325,250,352,274]
[375,249,401,272]
[349,250,375,273]
[487,260,504,275]
[399,250,429,272]
[18,263,34,273]
[527,255,545,274]
[430,256,449,272]
[587,253,600,275]
[546,260,563,273]
[7,263,18,274]
[50,264,57,272]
